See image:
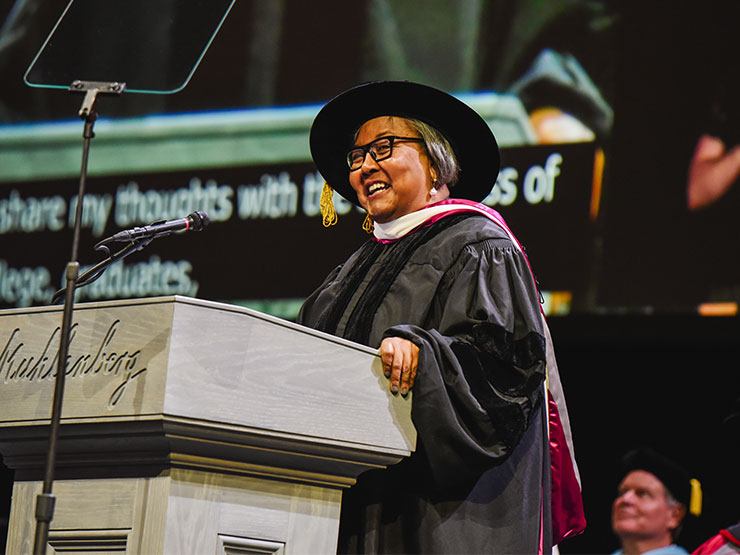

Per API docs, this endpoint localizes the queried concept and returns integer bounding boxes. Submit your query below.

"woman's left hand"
[379,337,419,397]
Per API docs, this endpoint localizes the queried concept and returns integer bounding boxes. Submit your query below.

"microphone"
[105,211,210,243]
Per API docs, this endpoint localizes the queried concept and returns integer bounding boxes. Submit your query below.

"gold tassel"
[320,182,338,227]
[689,478,702,516]
[362,214,374,233]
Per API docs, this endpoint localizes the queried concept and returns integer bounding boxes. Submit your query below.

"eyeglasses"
[347,136,424,171]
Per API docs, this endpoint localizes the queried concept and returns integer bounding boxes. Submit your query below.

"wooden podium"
[0,296,416,554]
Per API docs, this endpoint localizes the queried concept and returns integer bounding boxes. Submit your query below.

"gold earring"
[362,214,374,233]
[320,182,338,227]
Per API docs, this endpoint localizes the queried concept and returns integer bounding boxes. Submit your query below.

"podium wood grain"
[0,296,416,554]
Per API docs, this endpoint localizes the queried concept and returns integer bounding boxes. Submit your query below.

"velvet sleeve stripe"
[450,339,542,453]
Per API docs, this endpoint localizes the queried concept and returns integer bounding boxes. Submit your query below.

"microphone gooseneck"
[50,211,211,305]
[103,211,210,244]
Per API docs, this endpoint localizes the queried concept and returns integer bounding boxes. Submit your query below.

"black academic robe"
[297,212,551,554]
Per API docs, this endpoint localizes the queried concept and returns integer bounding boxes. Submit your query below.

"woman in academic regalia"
[298,81,585,554]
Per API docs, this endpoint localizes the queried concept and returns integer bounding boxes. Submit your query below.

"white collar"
[373,205,450,240]
[372,202,504,241]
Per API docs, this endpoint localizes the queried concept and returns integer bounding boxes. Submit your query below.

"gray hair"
[404,118,460,187]
[664,489,685,541]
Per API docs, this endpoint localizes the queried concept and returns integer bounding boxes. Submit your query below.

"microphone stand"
[49,236,155,305]
[48,212,211,304]
[33,80,125,555]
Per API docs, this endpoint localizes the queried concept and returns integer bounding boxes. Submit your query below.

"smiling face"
[349,116,434,223]
[612,470,684,546]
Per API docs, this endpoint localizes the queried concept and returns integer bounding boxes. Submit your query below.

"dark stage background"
[2,1,740,552]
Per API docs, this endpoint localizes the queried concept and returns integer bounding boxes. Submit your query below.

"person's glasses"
[347,136,424,171]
